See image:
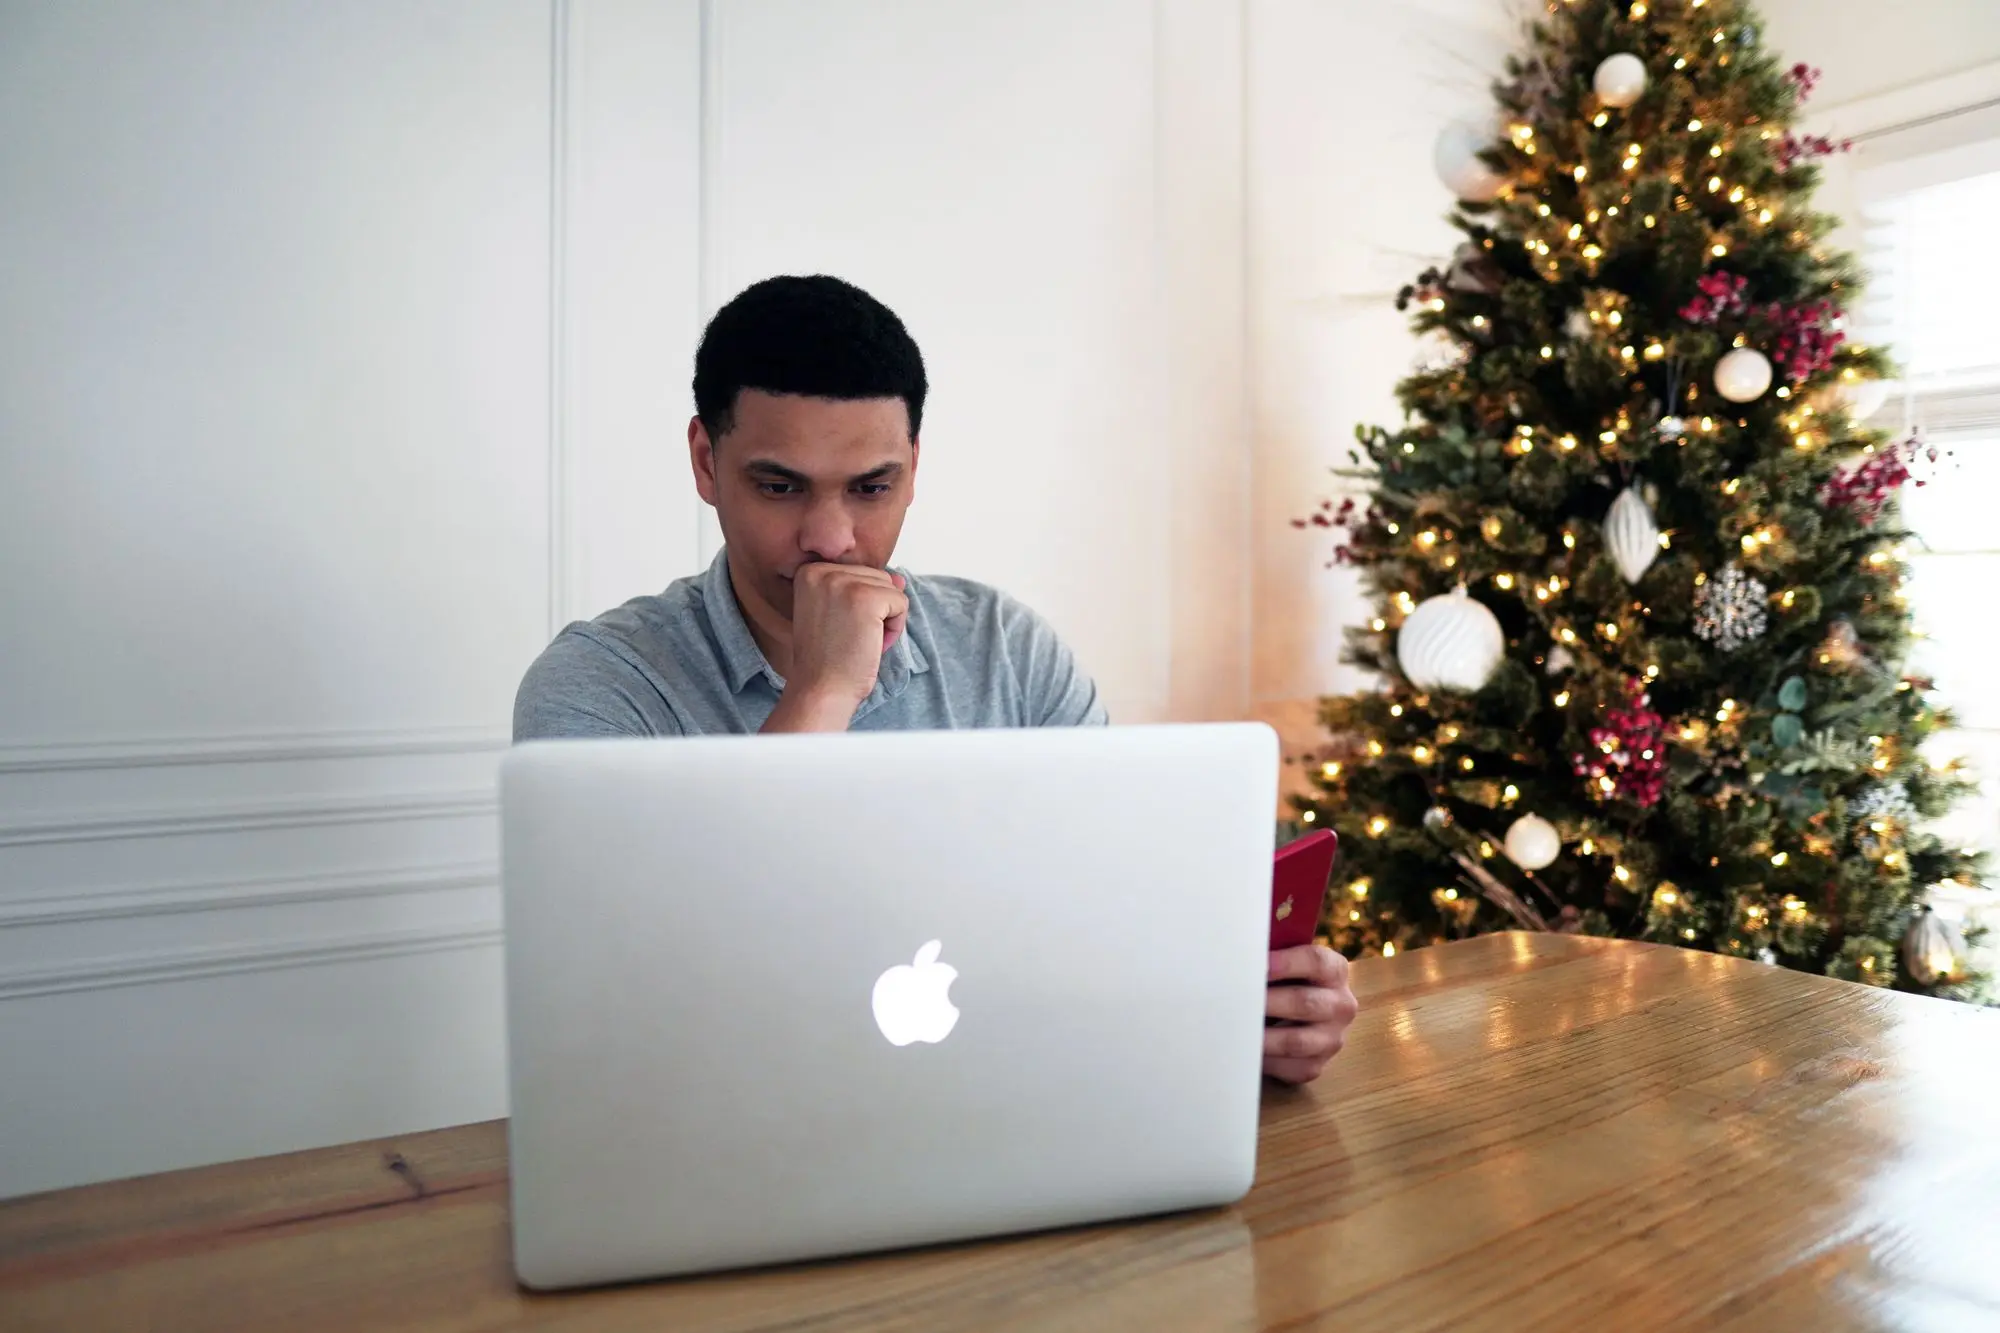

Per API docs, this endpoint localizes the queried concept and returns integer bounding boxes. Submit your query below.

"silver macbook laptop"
[499,722,1278,1289]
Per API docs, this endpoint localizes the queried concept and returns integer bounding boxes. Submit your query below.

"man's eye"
[757,482,801,496]
[855,483,892,498]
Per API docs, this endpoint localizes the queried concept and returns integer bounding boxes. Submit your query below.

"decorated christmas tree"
[1294,0,1989,996]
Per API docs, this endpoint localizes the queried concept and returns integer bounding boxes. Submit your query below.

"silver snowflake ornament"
[1412,329,1468,374]
[1692,564,1770,651]
[1850,782,1916,824]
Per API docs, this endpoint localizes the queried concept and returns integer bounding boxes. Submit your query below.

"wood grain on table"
[4,933,1998,1332]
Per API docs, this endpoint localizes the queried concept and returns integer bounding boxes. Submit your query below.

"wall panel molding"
[0,921,503,1002]
[0,726,509,775]
[0,861,496,928]
[547,0,574,636]
[0,789,496,849]
[559,0,707,611]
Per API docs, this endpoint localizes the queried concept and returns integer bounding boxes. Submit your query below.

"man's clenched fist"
[761,563,907,733]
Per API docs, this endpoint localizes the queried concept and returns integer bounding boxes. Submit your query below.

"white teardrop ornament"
[1604,486,1661,584]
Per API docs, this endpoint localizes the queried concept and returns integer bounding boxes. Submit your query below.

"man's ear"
[907,435,920,501]
[689,415,720,506]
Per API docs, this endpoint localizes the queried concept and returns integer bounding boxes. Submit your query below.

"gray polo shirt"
[513,548,1108,739]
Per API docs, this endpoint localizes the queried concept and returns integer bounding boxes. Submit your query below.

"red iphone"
[1270,829,1339,951]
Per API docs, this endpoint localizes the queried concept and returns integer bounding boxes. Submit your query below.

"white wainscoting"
[0,0,1251,1197]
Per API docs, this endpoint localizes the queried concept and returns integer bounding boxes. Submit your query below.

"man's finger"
[1263,1055,1328,1086]
[1265,983,1350,1025]
[1263,1022,1344,1062]
[1268,944,1349,986]
[828,572,906,610]
[873,588,910,624]
[803,561,899,585]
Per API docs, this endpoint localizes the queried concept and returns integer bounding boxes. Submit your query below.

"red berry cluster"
[1766,300,1845,383]
[1684,277,1846,383]
[1290,494,1364,565]
[1571,680,1668,808]
[1819,436,1930,524]
[1680,272,1749,325]
[1771,63,1852,167]
[1396,271,1446,313]
[1775,131,1851,170]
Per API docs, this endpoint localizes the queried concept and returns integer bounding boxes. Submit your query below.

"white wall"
[0,0,704,1198]
[1757,0,2000,111]
[1244,0,1514,786]
[0,0,1249,1197]
[695,0,1249,724]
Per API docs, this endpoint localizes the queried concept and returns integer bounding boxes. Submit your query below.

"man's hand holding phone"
[761,563,908,733]
[1262,830,1357,1085]
[1263,945,1357,1085]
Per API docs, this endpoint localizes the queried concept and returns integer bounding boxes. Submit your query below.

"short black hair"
[693,275,927,441]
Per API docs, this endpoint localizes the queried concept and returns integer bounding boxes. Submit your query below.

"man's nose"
[797,497,857,562]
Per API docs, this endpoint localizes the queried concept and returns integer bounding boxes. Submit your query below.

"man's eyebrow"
[741,459,810,483]
[740,459,905,485]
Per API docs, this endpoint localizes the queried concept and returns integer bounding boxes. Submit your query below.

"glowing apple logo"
[871,939,960,1047]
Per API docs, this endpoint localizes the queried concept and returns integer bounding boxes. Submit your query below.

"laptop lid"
[500,722,1277,1288]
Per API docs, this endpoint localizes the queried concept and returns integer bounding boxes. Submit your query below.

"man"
[515,275,1356,1085]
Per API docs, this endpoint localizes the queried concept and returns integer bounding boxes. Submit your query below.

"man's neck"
[727,558,795,680]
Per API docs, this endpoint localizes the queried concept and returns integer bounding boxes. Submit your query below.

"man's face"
[689,388,919,621]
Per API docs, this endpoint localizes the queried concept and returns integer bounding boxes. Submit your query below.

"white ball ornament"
[1903,906,1967,986]
[1593,53,1649,109]
[1396,586,1505,693]
[1503,814,1562,871]
[1603,486,1661,584]
[1433,118,1505,202]
[1714,347,1774,403]
[1837,377,1891,422]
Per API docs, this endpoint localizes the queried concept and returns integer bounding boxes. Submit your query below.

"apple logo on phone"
[872,939,960,1046]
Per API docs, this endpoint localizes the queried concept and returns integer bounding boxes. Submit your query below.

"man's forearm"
[759,687,861,734]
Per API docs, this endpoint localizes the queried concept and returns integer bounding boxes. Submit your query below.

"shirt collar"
[701,547,769,693]
[703,547,930,698]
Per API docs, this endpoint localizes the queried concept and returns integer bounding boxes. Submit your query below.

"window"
[1853,151,2000,935]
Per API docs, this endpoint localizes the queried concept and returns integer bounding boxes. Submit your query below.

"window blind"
[1853,147,2000,436]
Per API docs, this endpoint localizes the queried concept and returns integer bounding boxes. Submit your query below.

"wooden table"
[5,933,2000,1331]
